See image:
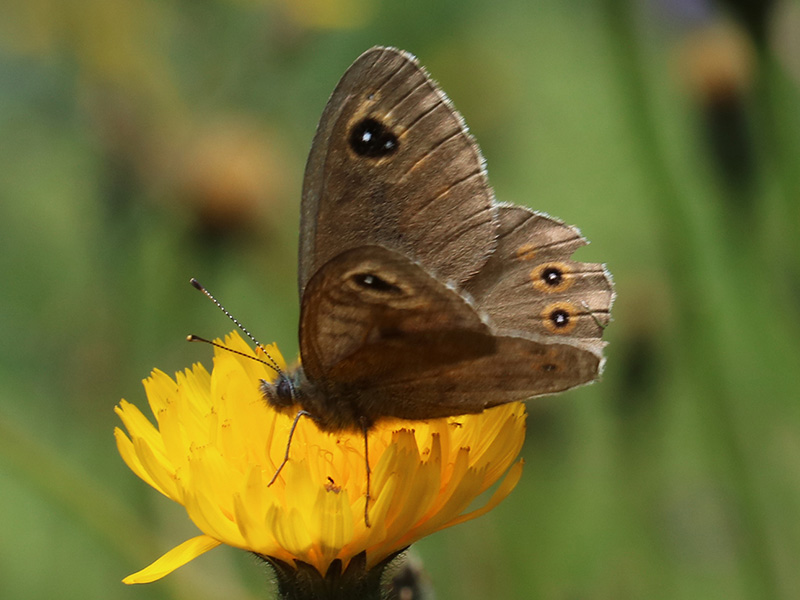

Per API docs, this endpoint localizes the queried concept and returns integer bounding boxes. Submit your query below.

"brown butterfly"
[259,47,614,523]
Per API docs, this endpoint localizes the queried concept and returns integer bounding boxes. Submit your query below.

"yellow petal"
[442,458,525,529]
[130,434,180,499]
[122,535,222,584]
[312,484,354,567]
[113,427,157,489]
[143,369,181,415]
[114,400,164,455]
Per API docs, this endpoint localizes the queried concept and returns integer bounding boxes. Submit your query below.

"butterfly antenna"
[187,335,281,374]
[190,278,283,374]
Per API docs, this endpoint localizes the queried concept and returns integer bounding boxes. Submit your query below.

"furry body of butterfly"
[259,46,613,435]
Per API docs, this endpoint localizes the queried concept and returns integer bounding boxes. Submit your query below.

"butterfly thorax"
[260,367,370,433]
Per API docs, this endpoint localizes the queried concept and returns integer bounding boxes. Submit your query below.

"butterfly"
[257,47,614,523]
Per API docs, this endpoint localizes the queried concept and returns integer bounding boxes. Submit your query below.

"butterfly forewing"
[299,47,497,297]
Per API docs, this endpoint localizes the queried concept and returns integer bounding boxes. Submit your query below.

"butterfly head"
[260,372,298,410]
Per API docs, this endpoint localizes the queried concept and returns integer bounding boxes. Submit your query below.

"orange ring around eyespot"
[530,262,573,293]
[541,301,578,334]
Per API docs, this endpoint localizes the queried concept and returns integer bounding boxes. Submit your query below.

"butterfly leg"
[361,418,371,528]
[268,409,312,486]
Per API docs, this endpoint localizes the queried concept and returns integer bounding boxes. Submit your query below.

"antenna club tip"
[190,278,204,291]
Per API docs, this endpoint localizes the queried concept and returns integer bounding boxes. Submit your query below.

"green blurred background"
[2,0,800,598]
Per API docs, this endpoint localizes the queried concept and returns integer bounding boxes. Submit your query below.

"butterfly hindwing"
[299,245,604,425]
[464,205,613,351]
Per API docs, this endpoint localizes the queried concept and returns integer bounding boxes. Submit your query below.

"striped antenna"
[189,278,283,375]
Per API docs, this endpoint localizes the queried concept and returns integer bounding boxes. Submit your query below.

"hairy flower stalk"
[115,332,526,597]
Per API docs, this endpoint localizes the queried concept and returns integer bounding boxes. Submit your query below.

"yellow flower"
[115,331,526,585]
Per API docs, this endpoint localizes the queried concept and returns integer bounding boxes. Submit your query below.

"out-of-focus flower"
[677,22,755,105]
[115,332,526,592]
[675,21,757,194]
[171,120,288,240]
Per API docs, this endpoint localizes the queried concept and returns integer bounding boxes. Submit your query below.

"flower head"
[115,332,526,585]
